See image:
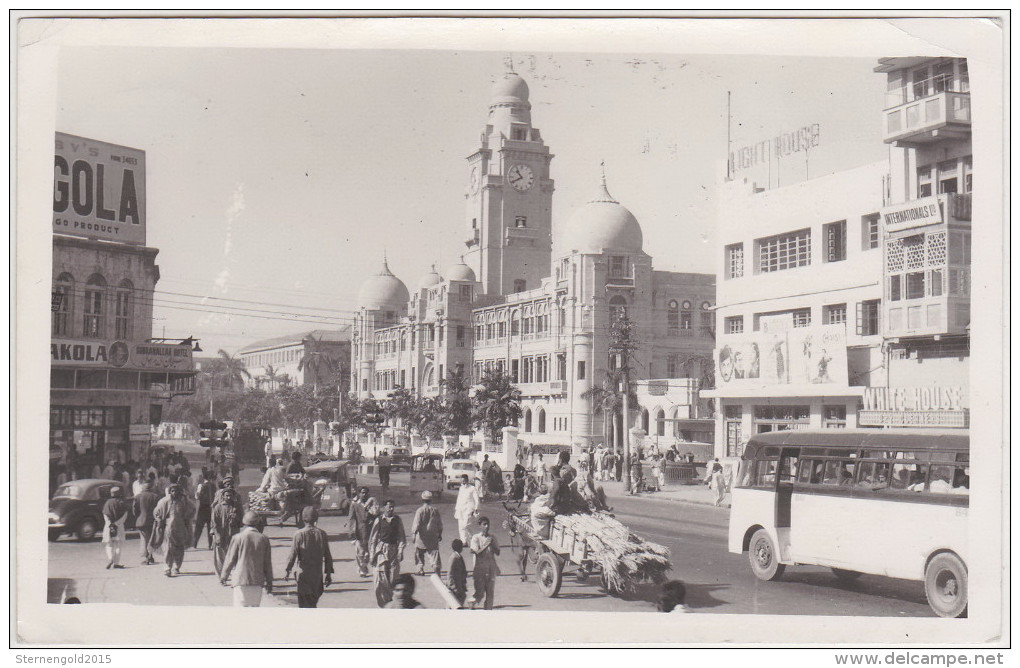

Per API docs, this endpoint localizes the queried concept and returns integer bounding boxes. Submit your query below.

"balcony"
[606,274,635,288]
[883,77,971,146]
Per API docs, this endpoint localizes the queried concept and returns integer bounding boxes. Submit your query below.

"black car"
[48,479,136,542]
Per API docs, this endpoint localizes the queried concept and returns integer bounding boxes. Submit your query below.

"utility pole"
[622,367,632,493]
[610,310,636,494]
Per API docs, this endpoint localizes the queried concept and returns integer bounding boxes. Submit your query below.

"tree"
[384,386,416,430]
[471,369,522,443]
[261,364,284,392]
[439,370,473,436]
[202,349,250,418]
[297,343,339,397]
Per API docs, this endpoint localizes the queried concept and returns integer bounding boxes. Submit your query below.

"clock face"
[507,164,535,192]
[469,166,480,192]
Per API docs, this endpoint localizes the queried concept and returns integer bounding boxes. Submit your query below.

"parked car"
[443,459,480,489]
[388,446,413,471]
[48,479,135,542]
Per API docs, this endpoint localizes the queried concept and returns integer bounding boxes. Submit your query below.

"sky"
[56,46,887,354]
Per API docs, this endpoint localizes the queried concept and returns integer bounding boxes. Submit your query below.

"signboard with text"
[53,132,146,244]
[51,339,193,371]
[881,196,943,233]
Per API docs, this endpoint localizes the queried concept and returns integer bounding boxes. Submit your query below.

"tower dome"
[490,72,530,107]
[560,172,644,255]
[357,256,410,310]
[416,264,443,290]
[444,258,476,282]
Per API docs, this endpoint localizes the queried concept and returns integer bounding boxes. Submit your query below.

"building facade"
[707,57,972,459]
[350,71,716,454]
[50,134,196,471]
[239,328,351,391]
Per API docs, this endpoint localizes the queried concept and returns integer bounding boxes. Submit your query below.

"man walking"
[284,507,334,608]
[193,471,216,549]
[454,474,480,544]
[346,486,378,578]
[132,480,159,565]
[468,516,501,610]
[410,491,443,575]
[101,486,129,570]
[376,450,392,493]
[151,483,194,577]
[220,511,274,607]
[368,499,405,607]
[211,485,243,574]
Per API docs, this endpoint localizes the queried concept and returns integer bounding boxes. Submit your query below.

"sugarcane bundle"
[553,511,671,592]
[247,490,277,513]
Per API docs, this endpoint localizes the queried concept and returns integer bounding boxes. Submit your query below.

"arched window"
[510,310,521,336]
[114,279,133,340]
[83,273,106,338]
[537,408,546,433]
[667,299,679,335]
[609,295,628,319]
[424,364,435,388]
[524,409,532,433]
[655,408,666,437]
[671,407,681,438]
[640,408,649,434]
[52,272,74,336]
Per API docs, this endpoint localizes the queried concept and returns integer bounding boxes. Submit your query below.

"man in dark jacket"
[212,486,243,574]
[284,507,334,608]
[132,481,159,565]
[193,471,216,549]
[220,511,274,607]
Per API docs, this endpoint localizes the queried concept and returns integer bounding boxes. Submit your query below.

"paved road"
[47,466,933,615]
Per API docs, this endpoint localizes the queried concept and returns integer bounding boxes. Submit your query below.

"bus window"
[906,465,930,492]
[928,465,955,494]
[890,463,915,490]
[821,460,842,485]
[737,459,755,488]
[757,459,778,486]
[798,459,823,484]
[856,462,891,490]
[951,466,970,494]
[779,456,798,483]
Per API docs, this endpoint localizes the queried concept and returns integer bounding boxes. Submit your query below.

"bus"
[727,429,969,618]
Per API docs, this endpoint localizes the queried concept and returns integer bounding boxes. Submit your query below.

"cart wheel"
[536,553,563,598]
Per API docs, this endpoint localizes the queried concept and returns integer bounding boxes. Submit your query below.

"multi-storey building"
[239,328,351,391]
[868,57,971,429]
[351,71,715,455]
[50,134,196,470]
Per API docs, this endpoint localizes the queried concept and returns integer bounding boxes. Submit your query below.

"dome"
[357,257,409,310]
[443,258,476,282]
[490,72,530,106]
[560,176,643,255]
[416,264,443,290]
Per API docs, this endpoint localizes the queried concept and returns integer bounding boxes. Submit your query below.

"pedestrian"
[132,480,159,565]
[193,470,216,549]
[376,450,392,493]
[479,454,492,499]
[264,439,274,470]
[346,486,379,578]
[211,485,242,574]
[384,573,423,609]
[131,469,147,496]
[151,483,194,577]
[647,455,661,492]
[535,454,547,485]
[468,516,501,610]
[446,539,468,606]
[657,454,667,490]
[286,450,305,475]
[101,486,129,569]
[411,491,443,576]
[220,511,274,607]
[368,499,406,607]
[212,476,244,515]
[710,462,728,507]
[454,474,480,543]
[284,507,334,608]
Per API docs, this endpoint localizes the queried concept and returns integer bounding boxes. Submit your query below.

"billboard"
[51,339,192,371]
[53,132,146,244]
[716,324,848,389]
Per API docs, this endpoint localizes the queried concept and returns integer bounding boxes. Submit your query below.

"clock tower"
[463,71,554,297]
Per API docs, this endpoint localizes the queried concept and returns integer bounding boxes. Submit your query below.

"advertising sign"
[51,339,193,371]
[881,196,943,233]
[53,132,146,244]
[716,324,848,389]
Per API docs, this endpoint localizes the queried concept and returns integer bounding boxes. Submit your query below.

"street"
[47,465,932,616]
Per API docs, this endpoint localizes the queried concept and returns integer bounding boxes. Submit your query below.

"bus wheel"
[748,529,785,581]
[925,553,967,618]
[832,568,863,582]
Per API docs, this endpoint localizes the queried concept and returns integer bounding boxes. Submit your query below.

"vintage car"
[388,446,413,471]
[443,458,480,489]
[48,479,135,542]
[410,453,446,498]
[304,460,358,515]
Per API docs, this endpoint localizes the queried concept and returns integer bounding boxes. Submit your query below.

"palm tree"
[471,369,523,443]
[262,364,283,392]
[207,349,251,418]
[297,342,337,397]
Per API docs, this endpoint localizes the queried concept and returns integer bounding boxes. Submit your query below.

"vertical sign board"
[53,132,146,245]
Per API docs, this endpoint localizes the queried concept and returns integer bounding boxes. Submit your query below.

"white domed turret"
[561,171,643,255]
[357,256,410,310]
[416,264,443,291]
[444,257,476,282]
[490,72,530,107]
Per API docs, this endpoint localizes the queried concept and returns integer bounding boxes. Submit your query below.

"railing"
[884,73,969,108]
[884,89,970,142]
[606,276,635,287]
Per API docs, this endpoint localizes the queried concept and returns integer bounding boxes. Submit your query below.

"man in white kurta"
[454,475,480,543]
